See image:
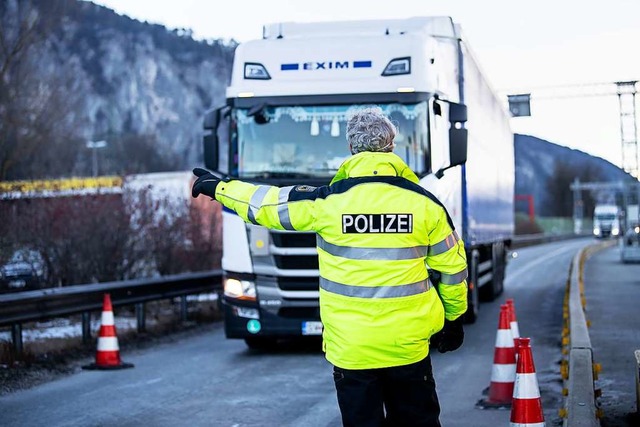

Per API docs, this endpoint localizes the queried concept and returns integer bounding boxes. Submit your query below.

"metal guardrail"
[511,232,590,249]
[0,234,582,358]
[0,234,586,359]
[0,270,222,357]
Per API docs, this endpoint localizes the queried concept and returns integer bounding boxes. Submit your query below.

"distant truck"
[593,204,621,238]
[201,16,514,348]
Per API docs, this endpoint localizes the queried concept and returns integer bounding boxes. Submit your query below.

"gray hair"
[346,107,396,154]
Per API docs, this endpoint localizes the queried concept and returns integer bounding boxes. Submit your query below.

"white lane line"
[506,243,581,288]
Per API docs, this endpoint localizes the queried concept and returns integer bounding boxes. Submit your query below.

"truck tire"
[480,242,505,301]
[491,242,505,297]
[463,250,480,324]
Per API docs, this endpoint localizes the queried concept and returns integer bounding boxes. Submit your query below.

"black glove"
[432,317,464,353]
[192,168,221,199]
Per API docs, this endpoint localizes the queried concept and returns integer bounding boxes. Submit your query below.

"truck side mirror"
[435,101,468,178]
[449,102,468,167]
[449,126,468,167]
[448,102,467,123]
[203,108,220,171]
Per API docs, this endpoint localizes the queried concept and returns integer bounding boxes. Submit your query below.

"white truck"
[201,17,514,348]
[593,204,621,238]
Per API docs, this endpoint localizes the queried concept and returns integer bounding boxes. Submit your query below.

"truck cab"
[593,204,621,238]
[201,17,513,347]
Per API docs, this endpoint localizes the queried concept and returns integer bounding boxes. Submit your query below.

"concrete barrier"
[561,240,615,426]
[566,348,598,426]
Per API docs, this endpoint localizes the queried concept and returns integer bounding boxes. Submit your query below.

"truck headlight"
[612,228,620,236]
[224,278,257,301]
[593,228,601,236]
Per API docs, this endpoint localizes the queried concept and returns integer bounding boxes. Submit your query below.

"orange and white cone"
[510,337,545,426]
[506,298,520,350]
[477,304,516,408]
[83,293,134,370]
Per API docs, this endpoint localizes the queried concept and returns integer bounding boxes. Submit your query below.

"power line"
[504,80,639,178]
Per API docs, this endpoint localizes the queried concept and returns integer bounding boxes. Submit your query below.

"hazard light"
[382,57,411,76]
[244,63,271,80]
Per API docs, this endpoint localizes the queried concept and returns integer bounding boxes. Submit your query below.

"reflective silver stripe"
[428,231,460,256]
[439,268,468,285]
[320,277,431,298]
[247,186,270,225]
[317,235,427,260]
[277,186,295,230]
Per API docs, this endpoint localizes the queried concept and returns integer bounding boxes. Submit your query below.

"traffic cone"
[477,304,516,408]
[83,293,134,370]
[506,299,520,350]
[510,337,545,426]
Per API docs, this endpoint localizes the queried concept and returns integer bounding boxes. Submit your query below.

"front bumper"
[222,298,321,339]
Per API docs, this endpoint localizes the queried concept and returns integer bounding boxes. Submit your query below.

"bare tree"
[0,0,86,180]
[102,134,179,176]
[545,160,602,217]
[127,186,221,276]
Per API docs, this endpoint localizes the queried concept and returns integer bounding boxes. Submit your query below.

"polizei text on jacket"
[342,214,413,234]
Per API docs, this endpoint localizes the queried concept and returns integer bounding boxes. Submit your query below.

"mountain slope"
[515,134,635,216]
[1,0,236,177]
[3,0,634,204]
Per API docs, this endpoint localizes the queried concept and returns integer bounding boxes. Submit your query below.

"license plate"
[302,321,323,336]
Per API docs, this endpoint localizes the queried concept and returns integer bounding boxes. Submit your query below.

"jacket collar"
[330,152,419,185]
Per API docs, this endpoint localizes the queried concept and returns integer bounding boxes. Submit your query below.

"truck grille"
[277,276,319,291]
[274,255,318,269]
[271,232,316,248]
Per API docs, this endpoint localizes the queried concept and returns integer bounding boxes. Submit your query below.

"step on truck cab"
[201,17,514,348]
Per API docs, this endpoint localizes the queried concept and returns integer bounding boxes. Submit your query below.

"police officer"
[192,107,467,427]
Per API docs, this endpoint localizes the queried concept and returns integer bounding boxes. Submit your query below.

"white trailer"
[201,17,514,347]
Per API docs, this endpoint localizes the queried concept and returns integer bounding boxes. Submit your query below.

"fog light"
[233,306,259,319]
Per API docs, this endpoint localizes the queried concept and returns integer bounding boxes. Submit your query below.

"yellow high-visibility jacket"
[215,152,468,369]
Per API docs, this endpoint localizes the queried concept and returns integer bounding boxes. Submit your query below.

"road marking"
[506,243,581,288]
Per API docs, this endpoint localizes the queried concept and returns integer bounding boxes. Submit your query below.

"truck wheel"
[480,242,505,301]
[463,250,480,324]
[491,242,505,297]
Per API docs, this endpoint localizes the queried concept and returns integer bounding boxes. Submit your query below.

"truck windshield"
[595,214,617,221]
[235,103,428,179]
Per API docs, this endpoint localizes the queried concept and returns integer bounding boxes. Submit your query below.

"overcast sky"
[90,0,640,170]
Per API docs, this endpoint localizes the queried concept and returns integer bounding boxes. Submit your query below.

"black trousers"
[333,355,441,427]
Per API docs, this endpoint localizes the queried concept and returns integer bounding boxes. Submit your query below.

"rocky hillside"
[515,134,635,216]
[1,0,236,178]
[2,0,633,207]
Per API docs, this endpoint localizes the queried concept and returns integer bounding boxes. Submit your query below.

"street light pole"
[86,140,107,177]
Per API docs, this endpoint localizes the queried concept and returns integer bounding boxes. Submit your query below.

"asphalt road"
[583,243,640,426]
[1,238,596,427]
